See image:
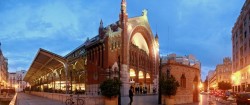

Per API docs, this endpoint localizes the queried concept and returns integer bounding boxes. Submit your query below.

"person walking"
[129,86,134,105]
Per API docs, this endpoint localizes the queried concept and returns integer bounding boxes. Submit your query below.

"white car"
[227,95,235,101]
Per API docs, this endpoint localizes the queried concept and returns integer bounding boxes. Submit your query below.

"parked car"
[236,92,250,105]
[227,95,235,102]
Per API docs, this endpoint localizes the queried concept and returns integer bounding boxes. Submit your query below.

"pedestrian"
[136,87,137,94]
[129,86,133,105]
[140,86,142,94]
[153,87,156,94]
[136,87,139,94]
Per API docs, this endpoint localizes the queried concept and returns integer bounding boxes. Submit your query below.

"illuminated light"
[139,71,144,79]
[146,73,150,79]
[199,83,203,89]
[232,71,241,85]
[212,84,217,88]
[248,99,250,101]
[129,69,136,77]
[55,81,66,84]
[231,75,235,81]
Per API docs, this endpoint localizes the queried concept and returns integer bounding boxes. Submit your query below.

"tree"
[99,78,122,99]
[218,81,232,90]
[160,74,180,97]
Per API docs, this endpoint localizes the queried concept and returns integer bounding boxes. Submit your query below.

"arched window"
[130,69,136,77]
[180,74,186,88]
[146,73,150,79]
[138,71,144,79]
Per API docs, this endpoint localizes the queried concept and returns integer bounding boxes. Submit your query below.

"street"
[121,94,236,105]
[181,94,236,105]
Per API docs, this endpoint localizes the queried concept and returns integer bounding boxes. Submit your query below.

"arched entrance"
[129,69,136,83]
[127,25,157,94]
[193,76,199,102]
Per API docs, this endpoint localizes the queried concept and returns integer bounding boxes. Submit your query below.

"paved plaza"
[121,95,158,105]
[16,93,63,105]
[14,93,236,105]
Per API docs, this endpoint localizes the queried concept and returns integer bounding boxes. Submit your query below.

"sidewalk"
[121,95,158,105]
[16,93,64,105]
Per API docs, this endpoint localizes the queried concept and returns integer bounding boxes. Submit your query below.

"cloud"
[0,0,245,80]
[0,0,105,41]
[4,51,34,72]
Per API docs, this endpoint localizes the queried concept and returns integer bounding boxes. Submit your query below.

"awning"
[24,48,66,85]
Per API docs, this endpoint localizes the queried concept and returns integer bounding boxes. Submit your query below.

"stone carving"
[142,9,148,16]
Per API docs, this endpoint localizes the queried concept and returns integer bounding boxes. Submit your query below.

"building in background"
[215,57,232,83]
[208,70,216,90]
[232,0,250,92]
[0,43,8,91]
[203,76,208,92]
[8,70,29,92]
[208,57,232,90]
[161,54,201,104]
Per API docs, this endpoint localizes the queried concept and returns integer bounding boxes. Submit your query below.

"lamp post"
[118,55,121,105]
[78,71,85,93]
[0,81,2,94]
[158,58,162,104]
[59,72,61,92]
[17,74,22,92]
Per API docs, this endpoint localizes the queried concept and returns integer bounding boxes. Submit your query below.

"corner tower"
[120,0,128,64]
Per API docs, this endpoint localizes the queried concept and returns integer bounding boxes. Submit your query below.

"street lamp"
[17,74,22,92]
[118,55,121,105]
[158,58,162,104]
[78,71,85,94]
[0,81,2,95]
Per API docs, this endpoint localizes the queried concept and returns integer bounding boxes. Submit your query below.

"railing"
[9,93,17,105]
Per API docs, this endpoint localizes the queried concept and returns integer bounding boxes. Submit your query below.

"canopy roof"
[24,48,66,84]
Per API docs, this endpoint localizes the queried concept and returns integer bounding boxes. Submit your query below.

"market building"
[24,0,159,96]
[161,54,201,104]
[208,70,217,90]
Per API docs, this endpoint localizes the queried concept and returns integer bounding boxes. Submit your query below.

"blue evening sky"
[0,0,245,80]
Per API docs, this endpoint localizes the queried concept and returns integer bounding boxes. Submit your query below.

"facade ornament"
[142,9,148,16]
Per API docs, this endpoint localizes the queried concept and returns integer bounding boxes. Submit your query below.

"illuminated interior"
[40,81,85,92]
[131,33,149,55]
[146,73,150,79]
[130,69,136,77]
[139,71,144,79]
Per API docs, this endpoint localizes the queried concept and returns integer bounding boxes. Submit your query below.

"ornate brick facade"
[24,0,159,96]
[80,0,159,95]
